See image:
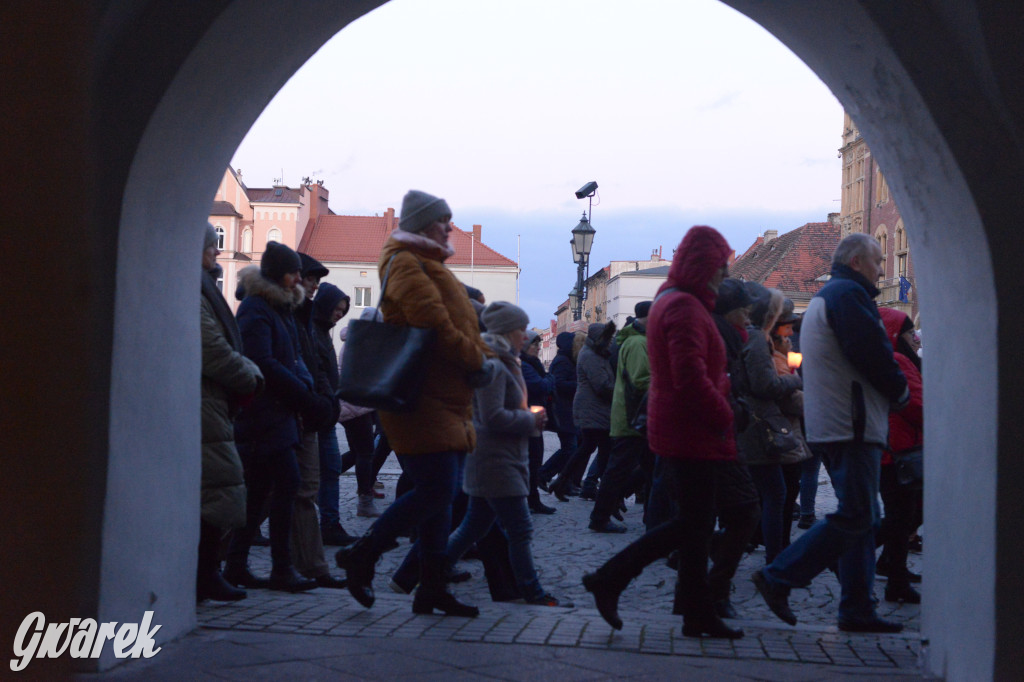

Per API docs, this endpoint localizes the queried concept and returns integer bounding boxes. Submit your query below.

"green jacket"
[610,322,649,437]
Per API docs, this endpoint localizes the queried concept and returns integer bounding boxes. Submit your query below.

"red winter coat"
[646,226,736,461]
[879,308,923,464]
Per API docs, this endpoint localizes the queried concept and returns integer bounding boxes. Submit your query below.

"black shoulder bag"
[336,253,437,412]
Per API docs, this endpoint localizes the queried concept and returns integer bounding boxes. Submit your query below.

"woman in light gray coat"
[447,302,570,607]
[551,321,617,500]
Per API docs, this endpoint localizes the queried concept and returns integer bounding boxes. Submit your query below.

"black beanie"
[634,300,652,319]
[714,278,753,315]
[299,252,329,280]
[261,241,302,283]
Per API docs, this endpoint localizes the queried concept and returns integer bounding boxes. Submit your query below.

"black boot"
[582,571,625,630]
[222,561,270,589]
[268,565,318,593]
[197,521,247,601]
[682,606,744,639]
[412,554,479,617]
[335,533,380,608]
[197,570,247,602]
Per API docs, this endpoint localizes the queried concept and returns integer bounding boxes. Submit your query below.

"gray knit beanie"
[399,190,452,233]
[204,223,219,250]
[481,301,529,334]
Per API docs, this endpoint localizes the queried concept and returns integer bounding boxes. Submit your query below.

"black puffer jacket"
[311,282,350,394]
[548,332,577,434]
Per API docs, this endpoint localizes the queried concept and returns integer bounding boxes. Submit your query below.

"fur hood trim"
[237,265,305,309]
[389,229,456,261]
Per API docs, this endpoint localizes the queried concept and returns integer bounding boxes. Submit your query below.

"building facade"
[839,113,917,319]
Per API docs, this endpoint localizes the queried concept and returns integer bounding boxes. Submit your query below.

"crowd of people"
[197,195,924,639]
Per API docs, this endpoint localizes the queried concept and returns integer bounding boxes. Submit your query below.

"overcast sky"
[231,0,844,326]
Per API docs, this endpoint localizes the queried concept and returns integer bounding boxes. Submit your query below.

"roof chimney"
[764,229,778,242]
[385,207,396,231]
[472,225,482,242]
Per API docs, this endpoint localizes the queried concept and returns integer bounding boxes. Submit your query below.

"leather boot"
[412,554,479,617]
[682,604,745,639]
[582,570,626,630]
[268,565,318,593]
[197,570,247,602]
[335,533,380,608]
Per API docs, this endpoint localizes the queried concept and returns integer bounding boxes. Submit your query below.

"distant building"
[730,217,842,312]
[554,248,670,334]
[207,168,519,342]
[839,112,917,318]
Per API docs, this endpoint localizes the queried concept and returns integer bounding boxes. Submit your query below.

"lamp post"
[570,213,596,320]
[570,181,598,322]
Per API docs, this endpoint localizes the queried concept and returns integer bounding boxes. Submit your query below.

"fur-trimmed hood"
[387,229,456,262]
[236,265,305,309]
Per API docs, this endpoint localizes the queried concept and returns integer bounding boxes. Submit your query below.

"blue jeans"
[368,451,462,560]
[448,495,543,600]
[317,426,342,528]
[748,463,787,564]
[799,452,823,516]
[762,441,882,624]
[645,456,674,530]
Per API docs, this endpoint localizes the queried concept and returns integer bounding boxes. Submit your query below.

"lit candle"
[788,352,802,369]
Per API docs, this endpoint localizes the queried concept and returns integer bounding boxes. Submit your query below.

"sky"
[231,0,844,326]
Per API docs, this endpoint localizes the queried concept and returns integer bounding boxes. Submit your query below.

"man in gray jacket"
[752,233,909,633]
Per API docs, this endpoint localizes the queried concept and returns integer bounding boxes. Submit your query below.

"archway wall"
[723,2,1024,679]
[99,0,387,669]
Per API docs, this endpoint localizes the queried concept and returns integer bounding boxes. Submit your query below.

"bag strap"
[378,251,427,311]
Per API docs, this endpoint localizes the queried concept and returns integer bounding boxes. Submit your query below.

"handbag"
[893,445,923,488]
[750,409,799,458]
[336,253,436,412]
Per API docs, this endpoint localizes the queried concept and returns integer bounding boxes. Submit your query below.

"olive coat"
[200,269,263,529]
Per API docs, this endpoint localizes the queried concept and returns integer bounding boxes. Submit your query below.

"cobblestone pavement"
[191,430,926,677]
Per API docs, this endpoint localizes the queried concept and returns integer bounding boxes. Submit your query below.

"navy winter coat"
[234,266,316,450]
[548,332,578,434]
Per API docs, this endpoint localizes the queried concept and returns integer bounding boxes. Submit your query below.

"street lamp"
[570,210,596,321]
[569,181,598,322]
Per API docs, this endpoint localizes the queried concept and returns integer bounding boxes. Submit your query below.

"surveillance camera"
[575,181,598,199]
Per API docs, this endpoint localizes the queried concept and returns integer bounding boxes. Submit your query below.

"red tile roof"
[730,221,840,297]
[301,215,517,267]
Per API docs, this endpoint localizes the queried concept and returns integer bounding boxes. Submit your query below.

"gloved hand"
[302,392,335,432]
[467,356,501,388]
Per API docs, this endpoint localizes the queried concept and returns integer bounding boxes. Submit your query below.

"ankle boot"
[335,533,380,608]
[357,494,381,518]
[682,608,744,639]
[412,555,479,617]
[197,570,247,602]
[582,570,625,630]
[884,583,921,604]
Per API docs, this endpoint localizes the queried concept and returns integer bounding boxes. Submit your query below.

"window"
[355,287,372,307]
[241,228,252,252]
[267,227,281,244]
[897,254,908,278]
[216,274,224,293]
[214,225,225,250]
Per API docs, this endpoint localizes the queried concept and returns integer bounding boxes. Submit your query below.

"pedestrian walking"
[751,232,910,633]
[445,302,571,607]
[583,225,744,639]
[336,189,494,617]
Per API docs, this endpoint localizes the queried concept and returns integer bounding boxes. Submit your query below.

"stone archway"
[5,1,1022,679]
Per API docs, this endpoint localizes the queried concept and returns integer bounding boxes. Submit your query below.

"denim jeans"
[317,426,342,528]
[645,455,674,530]
[799,452,823,516]
[748,463,787,564]
[447,495,543,600]
[368,451,462,561]
[340,413,375,495]
[763,441,882,624]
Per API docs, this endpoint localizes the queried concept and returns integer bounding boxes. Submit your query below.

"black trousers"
[593,458,721,616]
[591,436,651,522]
[556,428,611,489]
[876,463,922,587]
[228,443,300,571]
